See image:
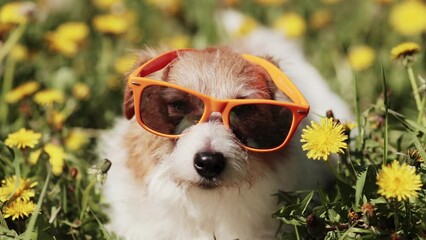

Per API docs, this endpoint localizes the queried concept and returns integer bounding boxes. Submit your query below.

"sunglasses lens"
[140,85,205,135]
[229,104,293,149]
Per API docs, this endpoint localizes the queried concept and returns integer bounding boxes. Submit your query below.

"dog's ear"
[256,55,292,102]
[123,83,135,120]
[123,49,162,120]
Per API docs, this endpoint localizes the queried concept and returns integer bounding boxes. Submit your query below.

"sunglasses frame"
[128,49,310,152]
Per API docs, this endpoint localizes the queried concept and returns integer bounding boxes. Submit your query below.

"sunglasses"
[128,49,310,152]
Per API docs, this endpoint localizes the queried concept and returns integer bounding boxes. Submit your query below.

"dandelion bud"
[326,110,334,119]
[101,159,112,174]
[306,214,326,239]
[70,167,79,179]
[347,209,359,222]
[390,232,403,240]
[361,203,374,218]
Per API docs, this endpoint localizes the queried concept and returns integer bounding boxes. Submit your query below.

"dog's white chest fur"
[100,29,351,240]
[102,122,281,239]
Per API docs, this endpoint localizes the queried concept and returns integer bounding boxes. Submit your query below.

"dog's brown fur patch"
[124,122,173,182]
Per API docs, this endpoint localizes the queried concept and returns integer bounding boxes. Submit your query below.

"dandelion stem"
[0,24,27,64]
[405,201,412,230]
[393,200,400,231]
[407,66,422,112]
[294,224,300,240]
[417,96,426,125]
[8,149,22,201]
[381,63,389,165]
[23,166,51,240]
[0,57,16,133]
[354,74,362,152]
[80,177,97,220]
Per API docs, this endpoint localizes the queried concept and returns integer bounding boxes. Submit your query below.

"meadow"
[0,0,425,239]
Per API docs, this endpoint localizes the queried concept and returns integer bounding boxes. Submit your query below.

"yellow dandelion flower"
[166,35,191,49]
[273,12,307,38]
[72,83,91,100]
[93,13,130,35]
[348,45,375,71]
[65,129,89,151]
[114,54,137,74]
[55,22,89,42]
[310,9,332,30]
[29,149,42,165]
[391,42,421,60]
[0,176,38,202]
[301,118,348,161]
[45,22,88,57]
[34,89,64,106]
[46,32,79,56]
[5,81,40,104]
[44,143,65,176]
[10,44,29,61]
[389,0,426,36]
[49,111,67,130]
[377,161,422,201]
[92,0,123,10]
[5,128,41,150]
[3,199,36,220]
[0,2,36,25]
[255,0,287,6]
[235,17,258,37]
[146,0,181,15]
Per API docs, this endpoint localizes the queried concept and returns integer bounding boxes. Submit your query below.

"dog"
[99,25,352,239]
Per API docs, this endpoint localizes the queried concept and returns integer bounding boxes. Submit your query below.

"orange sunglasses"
[128,49,310,152]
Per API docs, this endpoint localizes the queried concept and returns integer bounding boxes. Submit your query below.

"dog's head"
[122,48,297,190]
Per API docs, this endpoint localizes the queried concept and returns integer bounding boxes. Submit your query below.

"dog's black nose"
[194,152,226,179]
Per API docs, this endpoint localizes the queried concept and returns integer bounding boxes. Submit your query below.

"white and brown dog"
[100,26,352,239]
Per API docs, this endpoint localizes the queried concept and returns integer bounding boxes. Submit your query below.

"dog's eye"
[232,104,257,116]
[168,100,189,113]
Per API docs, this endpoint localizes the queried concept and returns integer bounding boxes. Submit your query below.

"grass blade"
[354,73,362,151]
[380,62,389,165]
[22,168,51,240]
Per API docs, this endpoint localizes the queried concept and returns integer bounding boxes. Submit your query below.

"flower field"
[0,0,425,239]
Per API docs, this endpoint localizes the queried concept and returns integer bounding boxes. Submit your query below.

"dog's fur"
[99,27,352,239]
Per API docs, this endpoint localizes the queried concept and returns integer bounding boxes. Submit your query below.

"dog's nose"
[194,152,226,179]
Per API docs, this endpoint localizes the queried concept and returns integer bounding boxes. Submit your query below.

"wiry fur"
[99,27,352,239]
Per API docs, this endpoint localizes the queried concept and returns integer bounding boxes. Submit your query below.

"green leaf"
[387,108,426,134]
[408,131,426,163]
[0,226,18,239]
[300,191,314,215]
[355,166,377,206]
[355,170,368,207]
[0,141,14,173]
[328,208,341,223]
[0,210,8,230]
[22,168,51,240]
